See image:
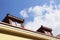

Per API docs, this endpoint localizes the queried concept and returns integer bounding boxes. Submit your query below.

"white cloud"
[20,0,60,36]
[20,9,28,18]
[28,7,33,13]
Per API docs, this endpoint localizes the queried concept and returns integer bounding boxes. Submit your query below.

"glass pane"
[47,32,51,35]
[12,21,16,26]
[44,31,51,35]
[16,22,21,28]
[44,31,48,34]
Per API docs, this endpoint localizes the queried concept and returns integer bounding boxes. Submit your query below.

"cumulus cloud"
[20,0,60,35]
[20,9,28,18]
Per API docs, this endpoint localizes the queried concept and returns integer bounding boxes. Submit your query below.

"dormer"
[37,25,53,36]
[2,14,24,29]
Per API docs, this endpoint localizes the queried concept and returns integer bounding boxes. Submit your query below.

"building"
[0,14,60,40]
[37,25,53,36]
[56,34,60,39]
[2,14,24,29]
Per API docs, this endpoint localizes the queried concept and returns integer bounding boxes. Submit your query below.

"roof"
[0,22,59,40]
[37,25,52,32]
[56,34,60,39]
[2,13,24,23]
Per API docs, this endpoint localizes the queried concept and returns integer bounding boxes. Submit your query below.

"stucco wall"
[0,33,32,40]
[0,22,60,40]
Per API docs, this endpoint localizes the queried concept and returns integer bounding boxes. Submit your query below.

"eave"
[0,22,59,40]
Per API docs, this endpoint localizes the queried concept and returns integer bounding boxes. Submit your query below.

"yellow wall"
[0,23,60,40]
[0,33,32,40]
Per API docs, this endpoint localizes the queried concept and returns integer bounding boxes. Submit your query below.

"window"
[16,22,21,28]
[44,31,51,35]
[12,21,16,26]
[12,21,21,28]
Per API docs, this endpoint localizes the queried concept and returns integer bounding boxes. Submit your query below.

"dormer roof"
[2,14,24,23]
[37,25,52,32]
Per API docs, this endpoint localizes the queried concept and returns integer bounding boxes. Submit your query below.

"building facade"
[0,14,60,40]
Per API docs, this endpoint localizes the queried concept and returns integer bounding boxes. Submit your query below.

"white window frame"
[12,21,21,28]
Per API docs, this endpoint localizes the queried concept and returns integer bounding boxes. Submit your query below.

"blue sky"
[0,0,50,21]
[0,0,60,36]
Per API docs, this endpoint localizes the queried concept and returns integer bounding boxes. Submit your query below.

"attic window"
[44,31,51,36]
[12,21,21,28]
[17,22,21,27]
[12,21,16,26]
